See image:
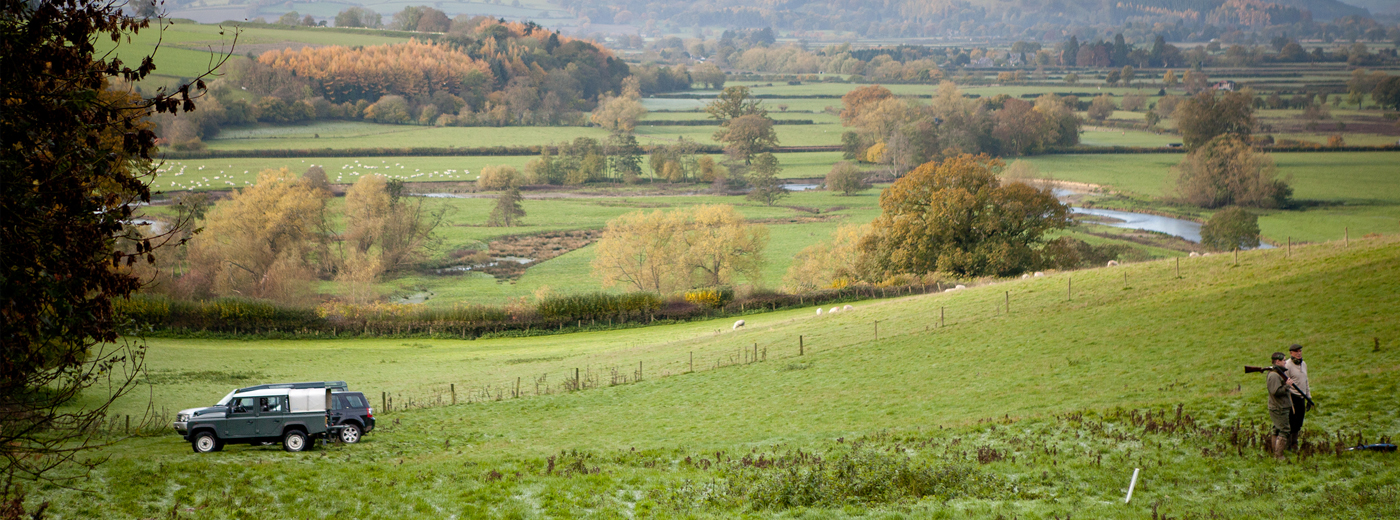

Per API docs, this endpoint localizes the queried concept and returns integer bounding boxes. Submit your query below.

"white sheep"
[815,308,823,315]
[1021,274,1030,279]
[1189,252,1200,257]
[1107,260,1119,267]
[829,307,840,314]
[843,305,853,311]
[955,284,967,290]
[733,320,745,330]
[1034,272,1045,277]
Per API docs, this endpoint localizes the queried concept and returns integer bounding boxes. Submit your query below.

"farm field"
[152,151,849,191]
[43,235,1400,518]
[1024,151,1400,243]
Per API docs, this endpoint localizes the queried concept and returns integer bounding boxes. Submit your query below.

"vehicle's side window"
[231,397,256,414]
[332,396,346,410]
[347,395,365,408]
[259,396,285,413]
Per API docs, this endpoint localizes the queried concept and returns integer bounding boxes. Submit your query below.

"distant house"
[1210,80,1237,91]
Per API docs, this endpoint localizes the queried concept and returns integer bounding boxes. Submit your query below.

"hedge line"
[158,144,845,160]
[638,119,815,126]
[117,282,949,339]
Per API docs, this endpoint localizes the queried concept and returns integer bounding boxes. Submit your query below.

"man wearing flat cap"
[1284,344,1311,450]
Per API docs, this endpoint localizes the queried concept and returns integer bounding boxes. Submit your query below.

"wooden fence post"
[799,335,804,356]
[1005,291,1010,314]
[382,392,387,413]
[874,320,879,341]
[940,306,945,328]
[451,384,456,405]
[1287,237,1291,257]
[1345,227,1349,247]
[1176,257,1180,278]
[690,351,693,372]
[1068,277,1072,301]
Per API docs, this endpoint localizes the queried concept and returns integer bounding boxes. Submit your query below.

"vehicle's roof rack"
[235,381,348,393]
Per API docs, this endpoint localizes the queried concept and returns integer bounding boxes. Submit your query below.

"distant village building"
[1210,80,1237,91]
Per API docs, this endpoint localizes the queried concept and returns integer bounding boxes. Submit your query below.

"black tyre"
[339,423,362,444]
[191,431,222,453]
[282,430,308,452]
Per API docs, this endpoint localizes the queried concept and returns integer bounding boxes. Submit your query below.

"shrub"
[825,161,869,195]
[537,292,662,321]
[683,288,732,309]
[477,164,520,190]
[1086,94,1116,121]
[1200,206,1260,252]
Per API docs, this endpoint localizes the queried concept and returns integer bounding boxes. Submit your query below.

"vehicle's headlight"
[177,414,189,422]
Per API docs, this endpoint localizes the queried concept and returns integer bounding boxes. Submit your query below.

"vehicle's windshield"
[214,390,236,406]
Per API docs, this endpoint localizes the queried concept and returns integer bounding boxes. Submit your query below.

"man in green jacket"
[1266,352,1294,459]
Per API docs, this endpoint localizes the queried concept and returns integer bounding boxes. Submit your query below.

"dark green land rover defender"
[180,388,339,453]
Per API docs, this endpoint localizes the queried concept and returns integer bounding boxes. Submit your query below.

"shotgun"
[1244,365,1317,410]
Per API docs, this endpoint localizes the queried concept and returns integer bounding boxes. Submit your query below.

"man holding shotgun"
[1265,352,1294,459]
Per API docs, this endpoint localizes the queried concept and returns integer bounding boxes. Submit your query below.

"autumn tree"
[1174,135,1291,209]
[1086,94,1117,121]
[590,93,646,134]
[488,187,527,227]
[706,85,766,121]
[340,174,445,276]
[745,153,788,206]
[859,155,1071,277]
[783,224,870,292]
[591,210,689,293]
[840,84,895,125]
[2,0,223,497]
[679,205,769,288]
[477,164,522,190]
[1175,90,1256,150]
[187,169,328,303]
[1200,206,1261,252]
[592,205,768,292]
[825,161,869,195]
[715,113,779,164]
[690,62,726,89]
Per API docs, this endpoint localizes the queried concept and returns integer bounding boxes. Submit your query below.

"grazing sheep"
[955,284,966,290]
[815,308,823,315]
[829,307,840,314]
[1107,260,1119,267]
[1034,272,1045,277]
[1021,274,1030,279]
[1189,252,1200,257]
[843,305,853,311]
[733,320,745,330]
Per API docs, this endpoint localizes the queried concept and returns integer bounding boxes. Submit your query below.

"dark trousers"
[1288,394,1307,447]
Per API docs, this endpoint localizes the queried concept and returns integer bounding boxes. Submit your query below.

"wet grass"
[35,235,1400,517]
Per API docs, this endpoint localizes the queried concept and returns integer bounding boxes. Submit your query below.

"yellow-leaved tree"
[592,205,768,293]
[782,224,871,292]
[188,168,328,303]
[338,174,446,302]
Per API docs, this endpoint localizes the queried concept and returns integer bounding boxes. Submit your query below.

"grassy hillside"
[37,235,1400,518]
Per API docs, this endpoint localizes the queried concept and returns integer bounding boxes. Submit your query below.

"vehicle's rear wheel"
[282,430,308,452]
[340,423,362,444]
[191,431,222,453]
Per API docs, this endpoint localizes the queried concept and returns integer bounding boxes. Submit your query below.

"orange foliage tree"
[259,40,494,103]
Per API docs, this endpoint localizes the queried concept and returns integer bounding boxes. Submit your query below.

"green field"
[153,151,849,191]
[1025,151,1400,243]
[38,235,1400,518]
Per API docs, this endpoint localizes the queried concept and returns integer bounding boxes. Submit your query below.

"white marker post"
[1125,468,1141,504]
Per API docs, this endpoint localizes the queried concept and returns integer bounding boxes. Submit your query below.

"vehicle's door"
[225,397,258,438]
[254,396,287,437]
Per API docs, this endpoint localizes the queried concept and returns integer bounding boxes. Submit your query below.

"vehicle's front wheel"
[191,431,222,453]
[282,430,308,452]
[340,423,362,444]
